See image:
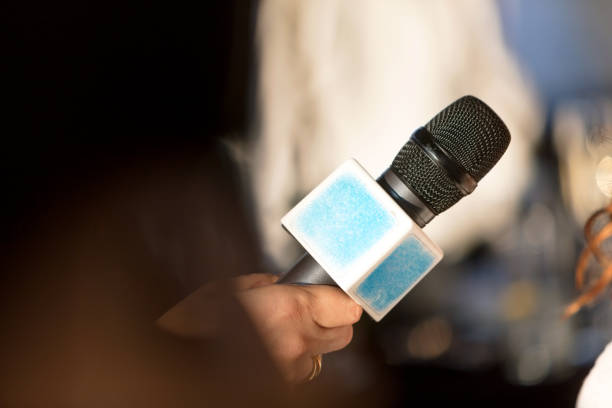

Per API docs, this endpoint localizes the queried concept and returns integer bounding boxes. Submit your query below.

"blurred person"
[246,0,541,270]
[2,1,363,407]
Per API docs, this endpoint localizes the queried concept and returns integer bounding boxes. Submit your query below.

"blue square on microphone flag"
[356,235,435,313]
[294,171,395,270]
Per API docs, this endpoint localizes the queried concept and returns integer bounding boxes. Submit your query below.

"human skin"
[158,273,363,383]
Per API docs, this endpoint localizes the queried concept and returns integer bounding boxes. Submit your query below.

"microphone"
[278,95,511,321]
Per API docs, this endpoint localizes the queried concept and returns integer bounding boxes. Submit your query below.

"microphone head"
[390,95,511,214]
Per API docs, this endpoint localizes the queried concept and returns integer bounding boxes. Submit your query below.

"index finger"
[300,285,363,328]
[232,273,279,291]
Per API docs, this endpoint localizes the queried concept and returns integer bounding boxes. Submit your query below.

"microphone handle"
[277,253,338,286]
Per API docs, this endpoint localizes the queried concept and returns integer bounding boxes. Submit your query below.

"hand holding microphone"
[236,278,362,383]
[160,95,511,384]
[158,273,362,383]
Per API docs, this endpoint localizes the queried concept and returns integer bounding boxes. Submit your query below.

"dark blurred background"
[3,1,612,407]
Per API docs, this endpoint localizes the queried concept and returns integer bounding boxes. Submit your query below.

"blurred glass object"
[554,98,612,224]
[596,156,612,197]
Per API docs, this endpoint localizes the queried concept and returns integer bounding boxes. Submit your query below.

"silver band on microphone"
[411,127,477,195]
[377,168,435,227]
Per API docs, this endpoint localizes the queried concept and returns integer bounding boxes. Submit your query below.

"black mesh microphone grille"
[391,96,510,214]
[425,95,511,181]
